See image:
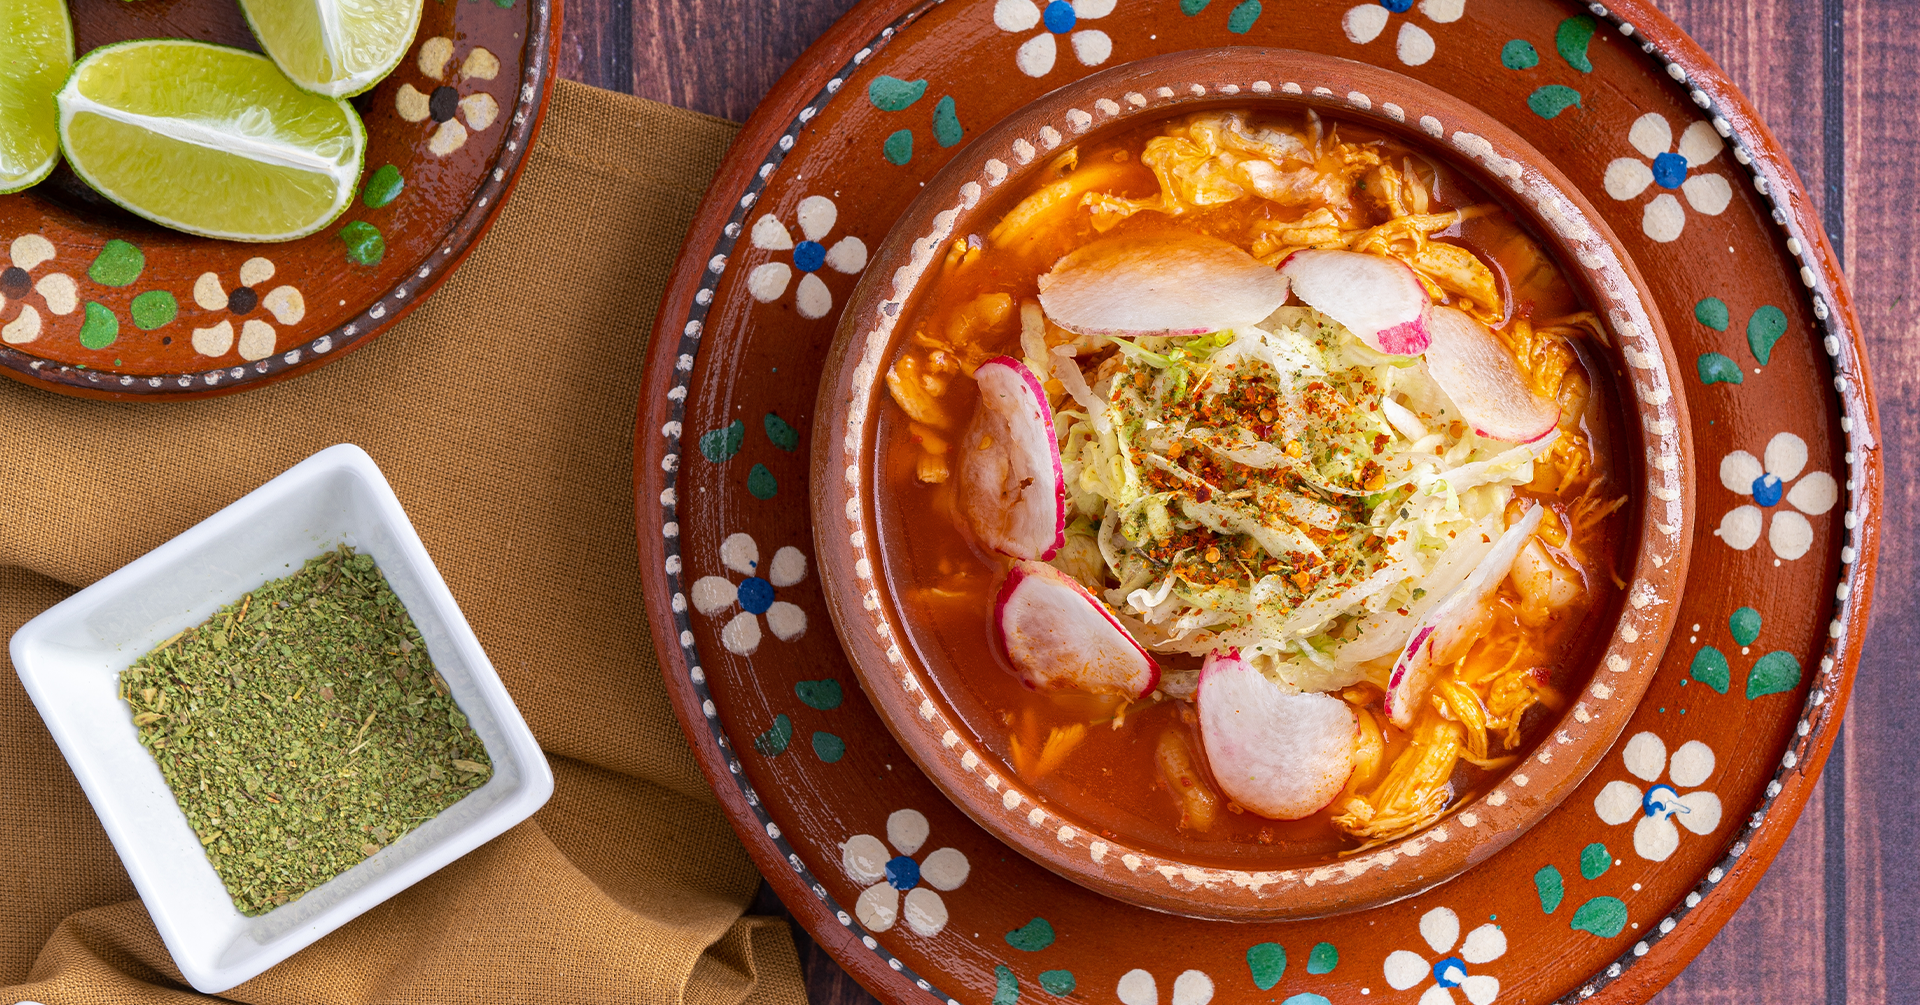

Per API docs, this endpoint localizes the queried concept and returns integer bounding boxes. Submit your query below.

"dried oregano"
[121,547,491,915]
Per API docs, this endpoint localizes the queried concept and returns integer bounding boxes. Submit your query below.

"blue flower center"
[1043,0,1077,32]
[885,854,921,890]
[1651,151,1688,189]
[792,240,827,273]
[1751,472,1784,507]
[1643,783,1684,820]
[737,576,775,614]
[1433,956,1468,988]
[1379,0,1415,11]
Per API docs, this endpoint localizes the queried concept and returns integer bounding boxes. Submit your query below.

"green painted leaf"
[811,731,846,763]
[1502,39,1540,69]
[1227,0,1262,33]
[764,413,800,451]
[795,678,843,710]
[1571,895,1628,937]
[1038,970,1075,996]
[1747,651,1801,699]
[1580,842,1612,880]
[130,290,177,330]
[79,302,119,349]
[339,221,385,266]
[1696,352,1743,385]
[868,76,928,112]
[1005,917,1055,952]
[1246,942,1286,990]
[88,239,143,287]
[1695,296,1731,331]
[994,965,1019,1005]
[1535,864,1564,913]
[1730,606,1762,646]
[1748,304,1788,364]
[1690,646,1731,694]
[1307,941,1338,974]
[884,129,914,166]
[748,463,778,500]
[1180,0,1211,13]
[1556,15,1597,72]
[699,420,745,462]
[933,95,963,148]
[1527,85,1584,119]
[363,164,405,208]
[1281,996,1334,1005]
[753,715,793,756]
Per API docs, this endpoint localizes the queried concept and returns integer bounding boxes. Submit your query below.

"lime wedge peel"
[239,0,425,98]
[0,0,75,193]
[55,40,366,243]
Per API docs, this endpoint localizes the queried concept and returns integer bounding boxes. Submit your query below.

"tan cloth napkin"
[0,80,808,1005]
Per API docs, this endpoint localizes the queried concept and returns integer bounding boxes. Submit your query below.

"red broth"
[874,110,1628,866]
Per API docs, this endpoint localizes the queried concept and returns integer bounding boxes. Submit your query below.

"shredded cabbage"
[1054,307,1555,693]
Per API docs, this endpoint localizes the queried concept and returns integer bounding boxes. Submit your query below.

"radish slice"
[1197,650,1358,820]
[1384,505,1545,727]
[958,356,1066,561]
[993,561,1160,699]
[1424,306,1561,443]
[1036,232,1290,337]
[1278,249,1432,355]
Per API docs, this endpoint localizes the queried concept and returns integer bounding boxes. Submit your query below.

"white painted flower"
[841,808,969,937]
[1602,112,1733,243]
[1382,907,1507,1005]
[1116,968,1214,1005]
[189,258,305,361]
[1341,0,1464,67]
[1712,432,1838,561]
[994,0,1115,78]
[1594,731,1722,862]
[691,533,808,656]
[0,234,78,345]
[396,37,500,157]
[747,196,867,320]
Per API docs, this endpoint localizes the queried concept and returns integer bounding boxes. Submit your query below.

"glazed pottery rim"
[811,47,1696,921]
[0,0,562,402]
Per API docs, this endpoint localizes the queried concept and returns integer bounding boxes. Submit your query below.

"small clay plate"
[637,1,1881,1003]
[0,0,559,400]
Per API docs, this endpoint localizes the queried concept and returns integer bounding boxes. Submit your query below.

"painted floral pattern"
[0,235,78,345]
[190,258,305,361]
[1342,0,1464,67]
[994,0,1116,77]
[396,37,500,157]
[747,196,868,320]
[842,808,969,937]
[1116,968,1215,1005]
[691,532,808,656]
[1603,112,1733,243]
[1383,907,1507,1004]
[1713,432,1838,561]
[1594,732,1722,862]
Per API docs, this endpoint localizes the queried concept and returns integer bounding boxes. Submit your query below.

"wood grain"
[585,2,1919,1001]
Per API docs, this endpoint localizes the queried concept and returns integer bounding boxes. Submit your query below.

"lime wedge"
[0,0,74,193]
[56,40,366,243]
[239,0,423,98]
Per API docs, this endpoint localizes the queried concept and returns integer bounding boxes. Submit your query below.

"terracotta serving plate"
[0,0,559,400]
[810,47,1694,922]
[638,0,1880,1002]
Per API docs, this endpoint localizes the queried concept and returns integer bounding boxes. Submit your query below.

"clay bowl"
[812,47,1695,921]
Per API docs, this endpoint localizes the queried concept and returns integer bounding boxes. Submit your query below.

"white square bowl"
[9,443,553,993]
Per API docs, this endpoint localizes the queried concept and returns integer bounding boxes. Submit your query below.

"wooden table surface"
[564,3,1919,1002]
